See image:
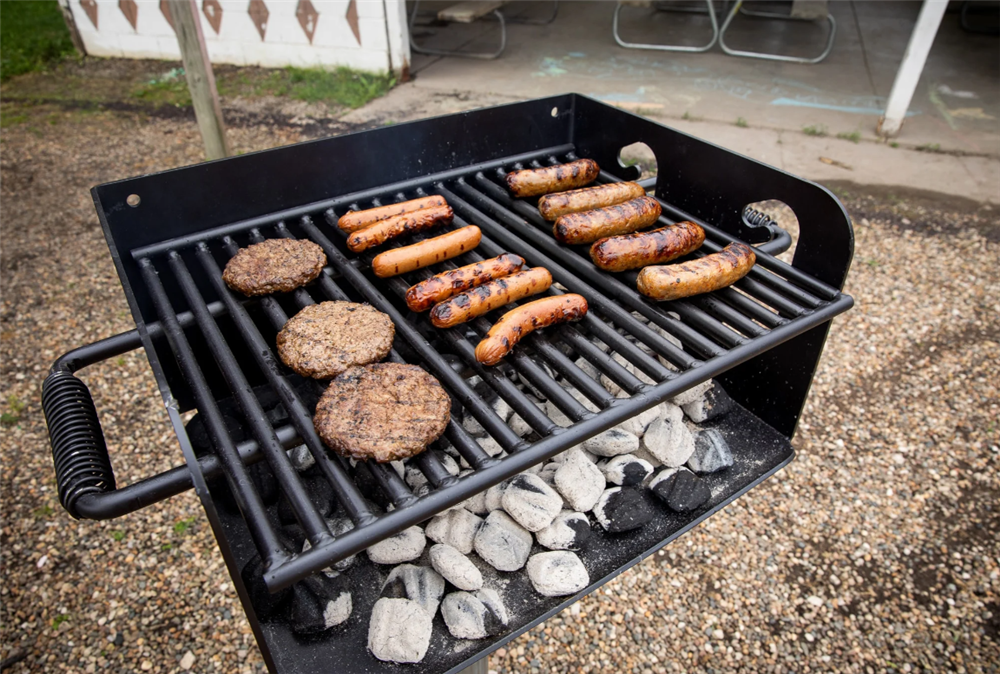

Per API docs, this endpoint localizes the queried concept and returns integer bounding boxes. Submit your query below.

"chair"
[719,0,836,64]
[409,1,559,60]
[613,0,720,53]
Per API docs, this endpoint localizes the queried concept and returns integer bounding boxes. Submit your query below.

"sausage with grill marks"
[429,267,552,328]
[636,242,756,301]
[475,295,589,366]
[553,196,662,245]
[371,226,481,278]
[505,159,600,198]
[538,181,646,221]
[346,205,453,253]
[337,195,447,233]
[405,253,525,312]
[590,221,706,272]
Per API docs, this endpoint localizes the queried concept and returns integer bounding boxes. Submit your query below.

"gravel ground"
[1,98,998,674]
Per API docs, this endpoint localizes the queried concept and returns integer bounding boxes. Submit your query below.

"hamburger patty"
[277,302,394,379]
[314,363,451,462]
[222,238,327,296]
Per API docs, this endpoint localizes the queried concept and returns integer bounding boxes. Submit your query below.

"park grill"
[41,95,853,674]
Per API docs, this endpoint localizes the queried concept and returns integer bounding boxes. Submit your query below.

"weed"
[0,1,76,82]
[890,142,899,148]
[161,543,173,551]
[0,113,29,129]
[131,77,191,107]
[32,505,54,519]
[802,125,827,137]
[51,614,70,630]
[837,130,861,143]
[116,357,126,367]
[916,143,942,153]
[682,110,694,121]
[735,117,748,128]
[109,530,126,542]
[1,396,25,425]
[9,396,26,414]
[284,67,394,109]
[173,517,196,535]
[865,259,880,268]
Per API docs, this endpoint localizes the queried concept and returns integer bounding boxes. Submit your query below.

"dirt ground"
[1,65,998,674]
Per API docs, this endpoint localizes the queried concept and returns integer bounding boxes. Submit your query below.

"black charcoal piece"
[277,474,335,524]
[687,428,734,473]
[601,454,654,486]
[241,555,290,619]
[592,487,654,533]
[682,383,735,423]
[649,467,712,512]
[288,573,352,635]
[535,511,591,551]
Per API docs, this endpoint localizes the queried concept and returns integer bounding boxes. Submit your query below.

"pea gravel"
[2,103,998,674]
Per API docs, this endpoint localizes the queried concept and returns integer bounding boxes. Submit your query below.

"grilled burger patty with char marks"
[313,363,451,462]
[222,238,327,296]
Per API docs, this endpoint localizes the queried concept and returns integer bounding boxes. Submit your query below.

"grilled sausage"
[338,195,447,234]
[505,159,600,198]
[553,196,662,245]
[590,221,706,273]
[538,181,646,221]
[430,267,552,328]
[405,253,525,312]
[371,226,481,278]
[346,205,453,253]
[475,295,589,366]
[636,242,756,301]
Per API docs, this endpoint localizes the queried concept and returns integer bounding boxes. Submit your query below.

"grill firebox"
[42,95,853,674]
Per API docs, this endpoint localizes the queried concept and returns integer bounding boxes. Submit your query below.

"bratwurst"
[346,205,453,253]
[537,181,646,220]
[338,195,448,234]
[405,253,525,312]
[371,226,481,278]
[475,294,589,366]
[636,242,756,301]
[430,267,552,328]
[506,159,600,198]
[553,196,662,245]
[590,221,705,272]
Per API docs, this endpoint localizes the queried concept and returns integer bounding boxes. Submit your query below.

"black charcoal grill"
[41,95,854,674]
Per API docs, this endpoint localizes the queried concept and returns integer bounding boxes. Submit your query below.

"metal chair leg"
[408,1,507,60]
[613,0,719,53]
[507,0,559,25]
[718,0,836,64]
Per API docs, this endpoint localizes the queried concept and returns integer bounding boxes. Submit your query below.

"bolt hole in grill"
[42,96,853,673]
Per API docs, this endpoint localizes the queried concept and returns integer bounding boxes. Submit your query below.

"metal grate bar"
[138,258,289,564]
[716,287,787,328]
[560,325,648,394]
[530,334,618,408]
[664,300,747,348]
[689,295,768,338]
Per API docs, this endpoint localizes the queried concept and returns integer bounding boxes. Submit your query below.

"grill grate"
[125,144,852,592]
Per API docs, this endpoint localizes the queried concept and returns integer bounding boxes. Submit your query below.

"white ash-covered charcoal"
[600,352,656,398]
[389,460,406,480]
[641,403,695,467]
[501,473,564,531]
[526,551,590,597]
[441,591,506,639]
[583,427,641,458]
[648,467,712,512]
[553,449,606,512]
[545,399,575,428]
[649,322,683,369]
[301,516,356,573]
[478,435,505,458]
[682,383,735,423]
[687,428,734,473]
[288,444,315,472]
[616,403,662,438]
[484,481,509,512]
[464,489,489,515]
[288,573,352,635]
[437,452,461,477]
[670,379,714,407]
[366,525,426,564]
[475,588,509,628]
[509,411,534,437]
[380,564,446,617]
[474,511,533,572]
[368,598,433,664]
[573,356,601,380]
[592,487,654,533]
[601,454,654,486]
[538,462,560,485]
[536,511,591,551]
[404,464,429,491]
[430,544,484,591]
[518,361,559,400]
[632,445,663,469]
[425,508,483,554]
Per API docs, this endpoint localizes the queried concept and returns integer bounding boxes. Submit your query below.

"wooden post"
[169,0,229,160]
[57,0,87,56]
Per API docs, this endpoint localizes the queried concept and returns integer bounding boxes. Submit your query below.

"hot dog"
[405,253,525,312]
[506,159,600,198]
[636,242,756,301]
[338,195,448,234]
[553,196,662,245]
[430,267,552,328]
[538,182,646,221]
[371,226,481,278]
[475,295,589,366]
[346,205,453,253]
[590,221,705,272]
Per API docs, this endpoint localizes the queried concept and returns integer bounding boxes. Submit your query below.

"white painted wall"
[62,0,410,76]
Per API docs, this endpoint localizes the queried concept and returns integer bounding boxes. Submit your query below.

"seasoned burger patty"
[314,363,451,462]
[222,238,327,296]
[277,302,394,379]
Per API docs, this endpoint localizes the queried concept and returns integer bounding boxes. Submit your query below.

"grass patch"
[890,141,899,148]
[1,1,76,82]
[173,517,196,535]
[837,130,861,143]
[1,112,29,128]
[51,614,70,630]
[109,530,126,542]
[32,505,55,519]
[735,117,748,128]
[803,125,827,137]
[1,396,26,425]
[916,142,942,153]
[283,67,395,108]
[131,68,191,107]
